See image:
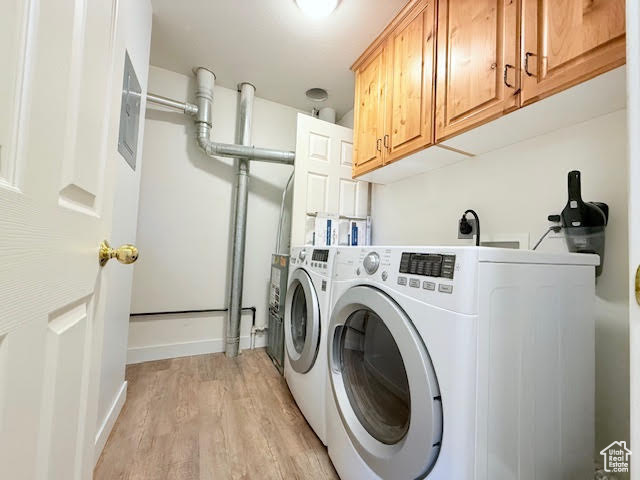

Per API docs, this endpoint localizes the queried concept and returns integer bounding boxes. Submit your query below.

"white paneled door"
[291,113,369,245]
[0,1,145,478]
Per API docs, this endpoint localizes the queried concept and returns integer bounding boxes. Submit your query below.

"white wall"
[371,109,629,464]
[128,66,301,363]
[338,109,354,128]
[95,0,151,461]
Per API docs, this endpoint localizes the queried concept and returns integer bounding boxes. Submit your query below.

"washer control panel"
[309,249,330,271]
[335,247,475,315]
[399,252,456,279]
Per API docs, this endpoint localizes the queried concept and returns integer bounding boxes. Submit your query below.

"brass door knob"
[99,240,139,267]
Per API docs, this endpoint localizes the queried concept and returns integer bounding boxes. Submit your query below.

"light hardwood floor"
[94,349,338,480]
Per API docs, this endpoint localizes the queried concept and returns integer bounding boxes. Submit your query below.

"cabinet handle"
[524,52,535,77]
[383,134,390,150]
[503,64,515,88]
[376,138,382,152]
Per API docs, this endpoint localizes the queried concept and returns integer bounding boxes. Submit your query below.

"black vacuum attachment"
[558,170,608,276]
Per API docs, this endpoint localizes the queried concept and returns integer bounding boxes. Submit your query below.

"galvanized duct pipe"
[196,132,295,164]
[189,67,295,357]
[225,82,254,358]
[147,69,295,357]
[146,93,199,116]
[191,68,295,165]
[147,70,295,165]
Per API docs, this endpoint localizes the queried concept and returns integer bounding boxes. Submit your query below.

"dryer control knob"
[298,250,306,261]
[363,252,380,275]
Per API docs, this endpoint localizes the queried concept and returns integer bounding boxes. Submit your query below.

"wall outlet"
[458,218,477,239]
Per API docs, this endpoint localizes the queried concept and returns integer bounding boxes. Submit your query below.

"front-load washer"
[326,246,598,479]
[284,246,337,445]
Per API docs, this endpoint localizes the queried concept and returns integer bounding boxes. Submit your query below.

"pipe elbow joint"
[196,125,212,155]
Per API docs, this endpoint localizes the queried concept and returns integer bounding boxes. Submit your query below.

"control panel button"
[423,281,436,291]
[363,251,381,275]
[438,284,453,294]
[381,271,388,281]
[397,276,407,286]
[356,267,361,276]
[409,278,420,288]
[441,255,456,279]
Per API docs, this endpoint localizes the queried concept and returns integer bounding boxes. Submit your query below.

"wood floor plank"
[94,349,337,480]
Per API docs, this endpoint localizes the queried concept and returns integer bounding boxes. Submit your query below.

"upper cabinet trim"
[351,0,428,72]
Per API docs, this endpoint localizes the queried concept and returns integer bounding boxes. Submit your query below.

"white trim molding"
[126,335,267,365]
[94,381,127,465]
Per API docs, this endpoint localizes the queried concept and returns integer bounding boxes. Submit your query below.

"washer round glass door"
[285,268,321,373]
[328,286,442,479]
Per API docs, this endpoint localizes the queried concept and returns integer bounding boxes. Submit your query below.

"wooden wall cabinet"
[352,0,436,177]
[435,0,520,141]
[351,0,626,181]
[353,46,386,177]
[384,1,437,163]
[521,0,626,106]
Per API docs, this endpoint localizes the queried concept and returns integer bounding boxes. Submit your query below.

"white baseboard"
[94,381,127,465]
[126,334,267,365]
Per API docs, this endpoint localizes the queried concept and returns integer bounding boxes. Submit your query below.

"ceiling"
[149,0,407,117]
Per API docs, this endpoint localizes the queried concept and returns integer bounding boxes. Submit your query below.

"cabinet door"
[384,0,436,164]
[353,47,386,176]
[435,0,520,142]
[521,0,625,106]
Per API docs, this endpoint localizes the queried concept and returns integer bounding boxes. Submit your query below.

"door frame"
[627,1,640,475]
[327,285,442,479]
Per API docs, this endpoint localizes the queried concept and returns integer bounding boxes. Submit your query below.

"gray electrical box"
[117,51,141,170]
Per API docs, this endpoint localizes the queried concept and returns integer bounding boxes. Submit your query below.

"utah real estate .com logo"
[600,441,632,474]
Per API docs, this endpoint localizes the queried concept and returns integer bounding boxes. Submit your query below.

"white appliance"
[285,246,337,445]
[326,246,598,479]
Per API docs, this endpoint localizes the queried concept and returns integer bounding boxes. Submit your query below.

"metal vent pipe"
[192,68,294,165]
[147,68,295,357]
[226,82,254,357]
[146,93,199,116]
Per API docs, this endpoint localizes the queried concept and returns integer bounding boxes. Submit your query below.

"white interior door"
[291,113,369,246]
[0,1,142,478]
[628,2,640,476]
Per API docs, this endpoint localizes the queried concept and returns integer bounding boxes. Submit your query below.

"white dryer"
[326,246,598,480]
[285,246,337,445]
